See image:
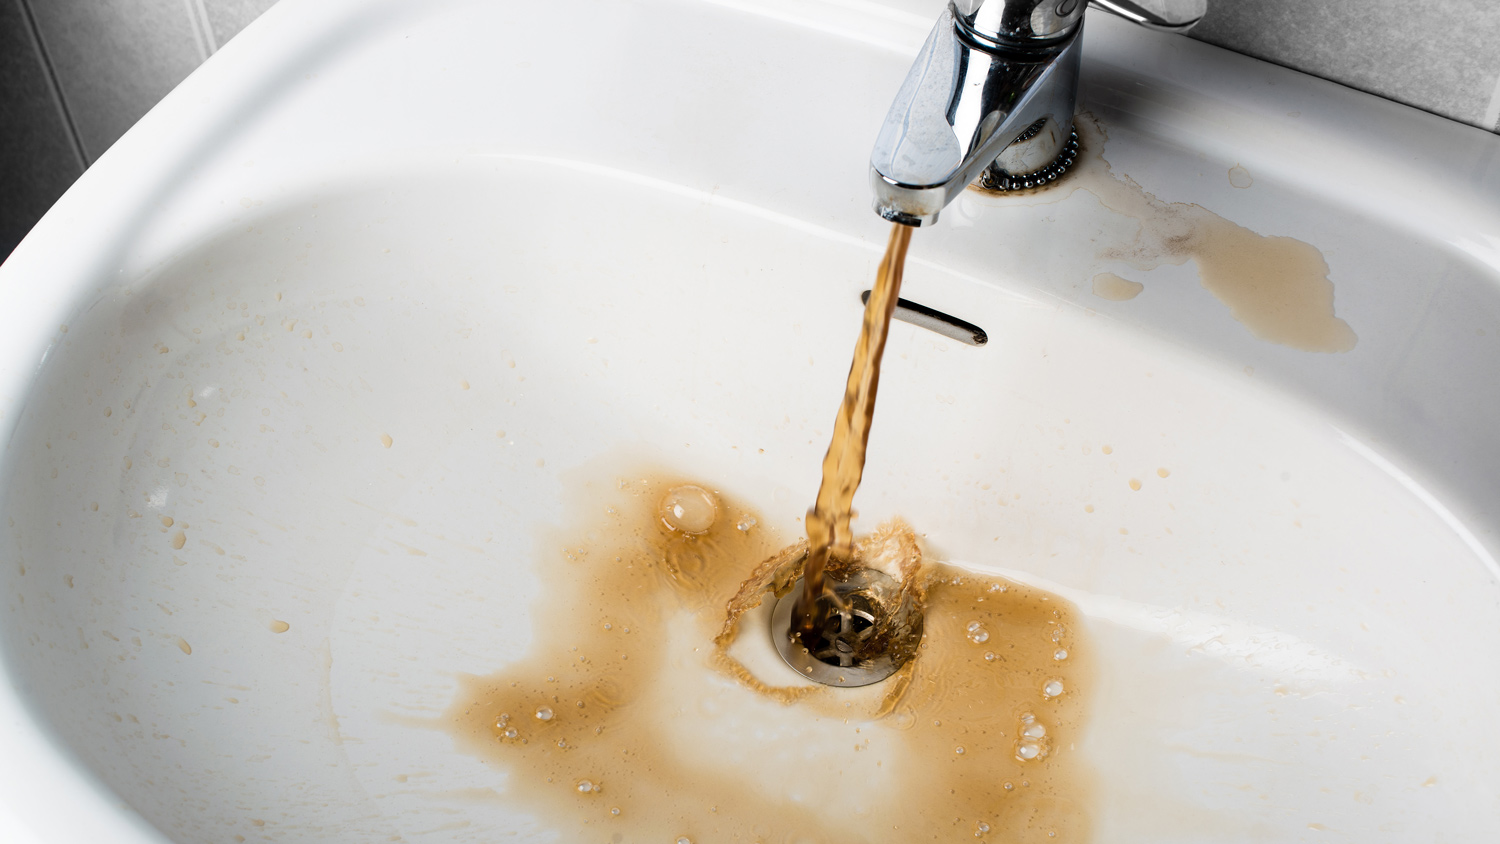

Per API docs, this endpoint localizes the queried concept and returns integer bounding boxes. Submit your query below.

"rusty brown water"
[792,223,914,647]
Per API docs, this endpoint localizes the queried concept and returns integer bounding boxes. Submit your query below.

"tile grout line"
[15,0,89,169]
[1484,71,1500,134]
[184,0,218,63]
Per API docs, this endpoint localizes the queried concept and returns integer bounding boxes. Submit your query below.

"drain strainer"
[771,568,923,687]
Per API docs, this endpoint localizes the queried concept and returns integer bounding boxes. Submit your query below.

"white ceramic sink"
[2,1,1499,842]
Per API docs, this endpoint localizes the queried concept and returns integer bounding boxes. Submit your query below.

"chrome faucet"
[870,0,1206,226]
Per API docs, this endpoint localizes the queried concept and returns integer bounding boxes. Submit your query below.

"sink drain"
[771,568,923,687]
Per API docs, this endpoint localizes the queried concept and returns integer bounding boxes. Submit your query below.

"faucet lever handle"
[1089,0,1206,33]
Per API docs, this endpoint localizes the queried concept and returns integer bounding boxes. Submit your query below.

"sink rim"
[1,0,1499,841]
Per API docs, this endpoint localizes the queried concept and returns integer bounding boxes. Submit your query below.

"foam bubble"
[659,485,718,534]
[965,621,990,644]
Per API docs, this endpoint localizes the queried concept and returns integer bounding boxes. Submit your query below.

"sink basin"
[2,0,1499,841]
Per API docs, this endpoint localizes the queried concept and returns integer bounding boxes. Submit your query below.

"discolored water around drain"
[443,476,1095,842]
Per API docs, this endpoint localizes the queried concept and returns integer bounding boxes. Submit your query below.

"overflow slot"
[860,291,988,346]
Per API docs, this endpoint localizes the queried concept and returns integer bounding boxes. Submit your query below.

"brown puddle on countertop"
[977,115,1357,353]
[442,475,1096,842]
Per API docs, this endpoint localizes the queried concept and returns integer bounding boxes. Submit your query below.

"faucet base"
[980,121,1079,192]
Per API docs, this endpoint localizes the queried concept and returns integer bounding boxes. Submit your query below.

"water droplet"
[535,707,553,721]
[677,837,693,844]
[983,651,997,662]
[1053,648,1068,661]
[1043,679,1065,698]
[954,746,965,755]
[503,728,518,739]
[1023,722,1047,739]
[1017,741,1041,760]
[976,821,991,835]
[557,739,568,748]
[577,780,594,793]
[965,621,989,644]
[735,515,757,532]
[610,807,620,816]
[1003,781,1014,791]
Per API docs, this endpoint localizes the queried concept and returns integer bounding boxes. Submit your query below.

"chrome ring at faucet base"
[979,129,1080,192]
[1008,117,1048,145]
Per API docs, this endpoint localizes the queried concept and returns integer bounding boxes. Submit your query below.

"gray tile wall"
[3,0,1499,262]
[201,0,278,48]
[1,0,276,260]
[1189,0,1500,134]
[26,0,213,162]
[1,0,84,259]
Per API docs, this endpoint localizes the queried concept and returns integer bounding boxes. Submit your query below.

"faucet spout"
[870,2,1083,226]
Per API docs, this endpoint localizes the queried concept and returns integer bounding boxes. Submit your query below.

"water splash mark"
[978,114,1358,353]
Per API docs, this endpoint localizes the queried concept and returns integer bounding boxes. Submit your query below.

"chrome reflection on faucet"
[870,0,1205,226]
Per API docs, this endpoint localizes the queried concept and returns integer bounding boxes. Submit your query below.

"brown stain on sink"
[976,115,1357,353]
[1090,272,1143,301]
[442,475,1095,842]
